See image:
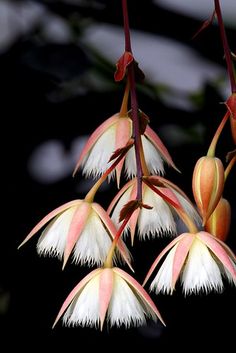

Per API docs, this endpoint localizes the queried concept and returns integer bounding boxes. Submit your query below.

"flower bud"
[230,115,236,144]
[205,198,231,242]
[192,156,224,225]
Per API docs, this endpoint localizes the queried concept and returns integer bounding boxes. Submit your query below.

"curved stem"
[122,0,132,52]
[104,212,132,268]
[224,155,236,181]
[214,0,236,93]
[119,80,130,116]
[207,111,230,157]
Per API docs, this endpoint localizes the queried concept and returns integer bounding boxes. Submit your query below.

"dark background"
[1,0,235,350]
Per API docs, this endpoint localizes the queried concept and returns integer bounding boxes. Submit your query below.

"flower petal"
[99,269,114,330]
[145,125,179,171]
[114,268,165,326]
[172,234,195,290]
[18,200,81,249]
[53,268,102,328]
[63,202,91,268]
[198,232,236,281]
[143,233,187,286]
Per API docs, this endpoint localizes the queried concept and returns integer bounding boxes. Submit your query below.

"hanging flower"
[108,177,201,243]
[144,231,236,295]
[53,267,165,330]
[18,200,131,269]
[74,113,177,185]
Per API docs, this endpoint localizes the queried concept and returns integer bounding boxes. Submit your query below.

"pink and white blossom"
[74,113,177,185]
[144,231,236,295]
[108,177,201,243]
[53,267,165,329]
[18,200,131,269]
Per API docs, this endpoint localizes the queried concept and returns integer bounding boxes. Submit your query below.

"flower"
[108,177,201,243]
[74,113,177,185]
[144,231,236,295]
[192,156,225,225]
[53,267,165,330]
[18,199,131,269]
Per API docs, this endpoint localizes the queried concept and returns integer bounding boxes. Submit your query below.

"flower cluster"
[19,0,236,331]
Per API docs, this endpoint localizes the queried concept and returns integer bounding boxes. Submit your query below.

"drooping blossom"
[74,113,177,185]
[53,267,165,329]
[144,231,236,295]
[18,199,131,269]
[108,176,201,243]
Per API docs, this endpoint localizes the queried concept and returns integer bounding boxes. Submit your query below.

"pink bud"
[226,93,236,120]
[192,156,224,225]
[205,198,231,242]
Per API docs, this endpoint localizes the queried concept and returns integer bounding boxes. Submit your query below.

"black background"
[1,0,235,350]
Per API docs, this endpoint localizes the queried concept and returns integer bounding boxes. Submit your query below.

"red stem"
[122,0,143,201]
[214,0,236,93]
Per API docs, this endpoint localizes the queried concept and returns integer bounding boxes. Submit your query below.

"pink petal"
[107,179,136,215]
[113,268,165,326]
[172,234,195,291]
[99,269,114,330]
[92,203,133,272]
[129,180,138,244]
[151,176,192,203]
[63,202,92,269]
[73,115,119,175]
[145,125,179,171]
[18,200,81,249]
[115,118,132,188]
[52,268,102,328]
[198,232,236,280]
[143,233,187,286]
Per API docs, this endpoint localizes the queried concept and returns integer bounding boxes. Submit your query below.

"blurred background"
[1,0,236,350]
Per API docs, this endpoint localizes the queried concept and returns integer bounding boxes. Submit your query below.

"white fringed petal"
[150,244,178,294]
[108,273,147,327]
[182,238,223,294]
[72,210,112,266]
[82,125,116,178]
[138,187,176,239]
[124,135,165,178]
[37,206,76,259]
[63,273,100,327]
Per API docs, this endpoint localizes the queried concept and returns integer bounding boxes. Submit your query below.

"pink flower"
[144,231,236,295]
[74,113,177,185]
[53,267,165,329]
[18,200,131,269]
[108,177,201,243]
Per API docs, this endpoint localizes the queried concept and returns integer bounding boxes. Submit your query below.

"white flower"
[145,231,236,295]
[108,177,201,243]
[19,200,131,269]
[74,114,177,185]
[53,267,165,330]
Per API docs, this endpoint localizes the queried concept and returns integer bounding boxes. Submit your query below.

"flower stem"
[214,0,236,93]
[224,155,236,181]
[122,0,144,201]
[104,212,132,268]
[119,80,130,116]
[207,110,230,157]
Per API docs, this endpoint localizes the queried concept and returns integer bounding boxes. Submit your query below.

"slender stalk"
[104,213,132,268]
[122,0,144,201]
[224,155,236,181]
[207,111,230,157]
[214,0,236,92]
[119,80,130,116]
